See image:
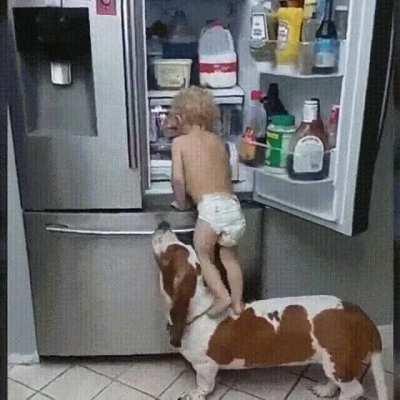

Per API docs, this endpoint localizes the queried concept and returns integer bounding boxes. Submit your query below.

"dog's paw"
[177,389,206,400]
[309,382,338,398]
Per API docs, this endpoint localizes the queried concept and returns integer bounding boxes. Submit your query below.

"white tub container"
[153,59,192,89]
[199,23,237,88]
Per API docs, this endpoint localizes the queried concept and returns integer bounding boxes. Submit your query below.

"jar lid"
[271,114,295,126]
[251,90,266,101]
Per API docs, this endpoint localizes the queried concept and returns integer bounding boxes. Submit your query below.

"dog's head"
[152,222,200,348]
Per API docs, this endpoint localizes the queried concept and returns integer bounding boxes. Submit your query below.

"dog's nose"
[157,221,171,232]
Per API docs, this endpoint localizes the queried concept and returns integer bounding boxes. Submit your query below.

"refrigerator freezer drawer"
[24,204,263,356]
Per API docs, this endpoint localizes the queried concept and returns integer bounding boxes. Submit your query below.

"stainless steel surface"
[12,0,61,6]
[10,0,143,210]
[45,223,195,235]
[131,0,149,191]
[25,204,263,356]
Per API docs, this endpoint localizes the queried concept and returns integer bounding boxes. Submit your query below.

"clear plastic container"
[168,10,196,44]
[246,90,267,139]
[198,22,237,88]
[153,59,192,89]
[249,1,278,63]
[163,10,198,60]
[298,41,314,75]
[335,6,348,40]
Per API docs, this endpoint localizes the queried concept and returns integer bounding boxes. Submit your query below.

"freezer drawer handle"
[45,224,194,236]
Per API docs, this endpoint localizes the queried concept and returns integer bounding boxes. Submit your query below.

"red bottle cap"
[251,90,265,101]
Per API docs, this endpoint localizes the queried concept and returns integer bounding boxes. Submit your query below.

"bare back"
[174,128,233,204]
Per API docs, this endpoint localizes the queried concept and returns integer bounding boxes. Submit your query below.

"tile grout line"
[108,379,158,399]
[36,364,76,394]
[224,386,269,400]
[80,362,142,382]
[155,368,189,398]
[80,364,120,381]
[217,385,232,399]
[26,390,55,400]
[284,372,303,400]
[89,378,115,400]
[78,365,158,400]
[8,377,41,394]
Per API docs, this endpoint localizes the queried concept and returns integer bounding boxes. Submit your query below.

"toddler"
[165,86,246,316]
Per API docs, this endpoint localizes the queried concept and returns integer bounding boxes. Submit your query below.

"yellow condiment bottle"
[276,7,304,69]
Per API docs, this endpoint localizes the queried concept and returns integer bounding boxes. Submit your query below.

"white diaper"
[197,194,246,247]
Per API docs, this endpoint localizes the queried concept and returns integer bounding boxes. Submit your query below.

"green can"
[265,114,296,173]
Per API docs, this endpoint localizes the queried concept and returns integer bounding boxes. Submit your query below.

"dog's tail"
[370,352,388,400]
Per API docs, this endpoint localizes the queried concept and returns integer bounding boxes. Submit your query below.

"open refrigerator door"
[142,0,393,236]
[246,0,394,235]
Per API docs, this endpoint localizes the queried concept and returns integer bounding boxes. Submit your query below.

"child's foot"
[207,296,231,318]
[232,302,245,316]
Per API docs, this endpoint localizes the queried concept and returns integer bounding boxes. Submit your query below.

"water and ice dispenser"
[13,7,97,136]
[10,1,142,210]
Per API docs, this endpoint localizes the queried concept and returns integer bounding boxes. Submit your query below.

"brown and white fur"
[152,223,388,400]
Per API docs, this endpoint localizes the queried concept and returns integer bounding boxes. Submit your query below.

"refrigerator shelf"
[254,168,334,185]
[253,168,337,222]
[148,86,244,104]
[255,63,344,79]
[255,40,347,79]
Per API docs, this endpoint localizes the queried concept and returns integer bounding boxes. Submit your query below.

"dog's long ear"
[169,264,197,348]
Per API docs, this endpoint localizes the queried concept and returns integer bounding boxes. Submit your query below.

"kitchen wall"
[261,92,395,326]
[8,114,38,363]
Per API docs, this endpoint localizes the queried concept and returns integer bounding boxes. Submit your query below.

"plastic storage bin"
[164,10,197,59]
[153,59,192,89]
[199,23,237,88]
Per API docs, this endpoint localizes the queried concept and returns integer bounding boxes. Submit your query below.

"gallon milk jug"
[198,22,237,88]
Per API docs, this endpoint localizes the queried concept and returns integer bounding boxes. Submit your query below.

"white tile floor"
[8,327,393,400]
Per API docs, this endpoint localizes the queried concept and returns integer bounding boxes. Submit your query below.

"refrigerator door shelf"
[256,40,347,78]
[252,0,394,236]
[254,169,337,223]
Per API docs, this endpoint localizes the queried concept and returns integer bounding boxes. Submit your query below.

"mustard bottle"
[276,7,303,71]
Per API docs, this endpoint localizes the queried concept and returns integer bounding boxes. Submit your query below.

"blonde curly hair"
[170,86,220,132]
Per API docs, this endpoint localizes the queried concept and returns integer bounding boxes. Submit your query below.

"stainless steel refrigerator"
[8,0,393,356]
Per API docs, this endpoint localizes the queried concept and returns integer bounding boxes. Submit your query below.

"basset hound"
[152,222,388,400]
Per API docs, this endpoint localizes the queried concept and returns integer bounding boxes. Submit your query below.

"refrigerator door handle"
[377,15,395,145]
[394,4,400,111]
[122,0,138,169]
[45,224,194,236]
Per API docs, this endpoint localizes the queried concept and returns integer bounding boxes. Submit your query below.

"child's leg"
[194,219,231,317]
[219,246,244,315]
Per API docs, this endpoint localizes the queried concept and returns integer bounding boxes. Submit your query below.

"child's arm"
[171,139,189,210]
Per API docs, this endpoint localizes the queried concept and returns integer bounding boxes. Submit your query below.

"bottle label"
[314,39,338,68]
[251,14,268,41]
[265,129,292,168]
[303,103,318,123]
[293,136,324,173]
[277,22,289,50]
[199,62,237,73]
